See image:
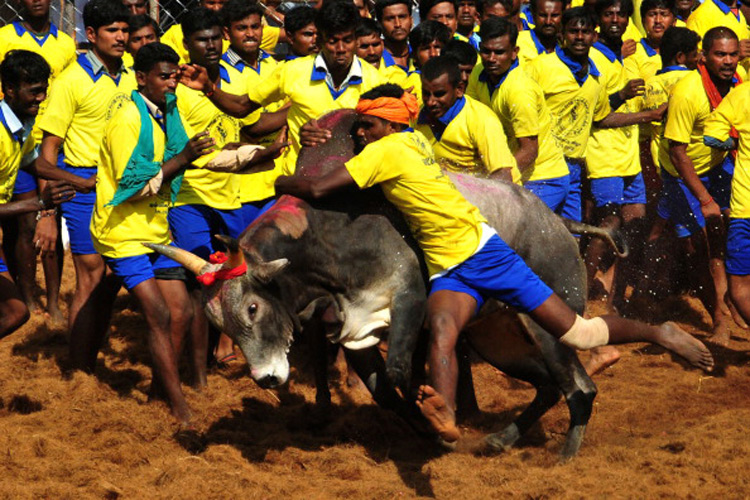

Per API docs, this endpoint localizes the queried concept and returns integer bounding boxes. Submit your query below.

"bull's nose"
[257,374,281,388]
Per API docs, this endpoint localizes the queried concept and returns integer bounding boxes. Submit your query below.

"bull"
[147,110,647,458]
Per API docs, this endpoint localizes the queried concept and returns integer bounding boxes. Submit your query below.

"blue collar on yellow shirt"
[12,21,58,47]
[555,45,600,86]
[640,38,658,57]
[593,40,622,63]
[478,58,519,97]
[520,17,532,31]
[79,52,127,84]
[529,29,547,54]
[417,95,466,141]
[382,46,412,72]
[220,47,270,82]
[311,53,364,99]
[0,100,32,144]
[285,54,300,61]
[656,64,689,75]
[521,3,535,25]
[711,0,741,21]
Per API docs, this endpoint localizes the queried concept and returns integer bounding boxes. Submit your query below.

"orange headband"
[355,92,419,125]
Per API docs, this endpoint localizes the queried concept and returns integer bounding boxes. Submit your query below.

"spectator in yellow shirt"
[124,14,159,69]
[283,6,319,60]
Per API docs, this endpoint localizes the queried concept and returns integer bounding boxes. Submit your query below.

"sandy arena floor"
[1,254,749,499]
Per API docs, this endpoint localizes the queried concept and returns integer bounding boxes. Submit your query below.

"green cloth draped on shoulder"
[106,90,189,207]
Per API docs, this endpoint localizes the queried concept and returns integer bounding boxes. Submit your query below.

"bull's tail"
[560,218,629,258]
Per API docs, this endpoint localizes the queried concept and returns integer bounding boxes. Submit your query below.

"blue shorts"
[104,250,185,290]
[659,167,731,238]
[589,172,647,208]
[524,174,571,214]
[59,165,97,255]
[13,169,37,196]
[0,256,7,274]
[561,159,583,222]
[168,204,246,260]
[726,218,750,275]
[429,233,554,313]
[238,197,276,228]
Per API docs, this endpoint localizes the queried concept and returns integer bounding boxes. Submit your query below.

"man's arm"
[0,180,74,219]
[179,64,262,118]
[595,104,665,129]
[274,165,358,199]
[31,133,96,192]
[513,136,539,174]
[669,140,721,218]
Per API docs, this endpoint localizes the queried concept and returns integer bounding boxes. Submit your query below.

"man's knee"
[429,312,460,350]
[559,315,609,350]
[1,302,30,337]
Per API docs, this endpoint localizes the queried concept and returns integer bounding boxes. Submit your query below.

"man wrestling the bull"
[273,83,714,445]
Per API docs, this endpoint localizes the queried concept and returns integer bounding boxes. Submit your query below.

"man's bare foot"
[654,322,714,371]
[415,385,461,443]
[709,318,731,347]
[45,307,65,329]
[725,294,749,330]
[585,345,621,376]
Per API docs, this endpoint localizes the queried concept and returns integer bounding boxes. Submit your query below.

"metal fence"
[0,0,196,44]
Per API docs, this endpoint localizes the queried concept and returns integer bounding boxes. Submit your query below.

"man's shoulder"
[671,70,701,95]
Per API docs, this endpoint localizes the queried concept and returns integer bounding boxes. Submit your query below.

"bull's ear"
[253,258,290,284]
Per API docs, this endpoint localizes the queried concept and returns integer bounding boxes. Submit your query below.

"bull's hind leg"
[518,314,597,460]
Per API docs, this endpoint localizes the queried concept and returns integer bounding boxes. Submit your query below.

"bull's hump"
[251,196,310,240]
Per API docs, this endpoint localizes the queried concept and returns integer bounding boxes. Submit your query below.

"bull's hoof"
[385,364,411,395]
[558,424,586,462]
[484,423,521,453]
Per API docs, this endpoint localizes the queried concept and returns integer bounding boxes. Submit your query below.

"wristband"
[700,196,714,207]
[38,197,46,210]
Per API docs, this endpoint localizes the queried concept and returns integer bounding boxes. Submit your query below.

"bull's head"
[143,240,294,389]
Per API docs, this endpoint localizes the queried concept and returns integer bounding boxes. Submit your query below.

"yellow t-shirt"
[246,54,384,174]
[0,101,37,203]
[415,96,520,183]
[527,49,610,159]
[161,23,281,65]
[687,0,750,40]
[380,48,414,88]
[468,63,569,183]
[220,50,284,203]
[38,54,136,167]
[345,130,487,276]
[175,84,241,209]
[405,70,423,107]
[661,70,730,177]
[516,30,551,66]
[704,82,750,217]
[624,38,662,82]
[0,22,76,82]
[91,99,174,258]
[642,66,692,168]
[586,43,641,178]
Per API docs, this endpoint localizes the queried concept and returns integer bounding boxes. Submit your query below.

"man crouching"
[89,42,214,424]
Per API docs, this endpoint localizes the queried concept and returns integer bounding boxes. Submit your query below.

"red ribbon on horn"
[196,251,248,286]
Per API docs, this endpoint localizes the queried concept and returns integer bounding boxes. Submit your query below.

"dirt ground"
[1,254,749,499]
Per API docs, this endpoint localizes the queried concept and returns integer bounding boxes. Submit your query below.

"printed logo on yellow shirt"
[106,92,133,122]
[552,97,590,155]
[207,114,242,145]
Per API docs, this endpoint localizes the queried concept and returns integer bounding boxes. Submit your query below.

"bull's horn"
[142,243,211,275]
[252,258,290,284]
[214,234,244,268]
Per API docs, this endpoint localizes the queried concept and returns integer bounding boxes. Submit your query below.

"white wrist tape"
[559,315,609,350]
[206,145,264,172]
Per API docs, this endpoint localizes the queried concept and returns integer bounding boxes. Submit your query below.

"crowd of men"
[0,0,746,441]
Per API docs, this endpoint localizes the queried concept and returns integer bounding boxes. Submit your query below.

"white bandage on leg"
[558,315,609,350]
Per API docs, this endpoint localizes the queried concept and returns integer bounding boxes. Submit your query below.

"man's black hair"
[315,1,361,37]
[128,14,159,35]
[133,42,179,73]
[83,0,130,31]
[561,6,596,31]
[640,0,675,20]
[477,0,503,15]
[703,25,738,52]
[356,18,383,38]
[284,5,316,34]
[478,15,518,45]
[0,50,50,93]
[182,7,222,38]
[360,83,405,99]
[419,0,459,21]
[375,0,413,21]
[594,0,634,18]
[660,26,700,65]
[443,39,478,66]
[221,0,265,28]
[422,54,463,86]
[409,19,452,48]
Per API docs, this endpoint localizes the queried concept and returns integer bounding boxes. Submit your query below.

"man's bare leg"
[39,215,64,326]
[728,274,750,328]
[68,254,120,371]
[0,271,30,339]
[9,192,39,312]
[132,278,192,424]
[188,289,208,388]
[416,290,476,442]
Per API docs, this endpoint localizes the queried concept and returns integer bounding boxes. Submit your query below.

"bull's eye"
[248,303,258,318]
